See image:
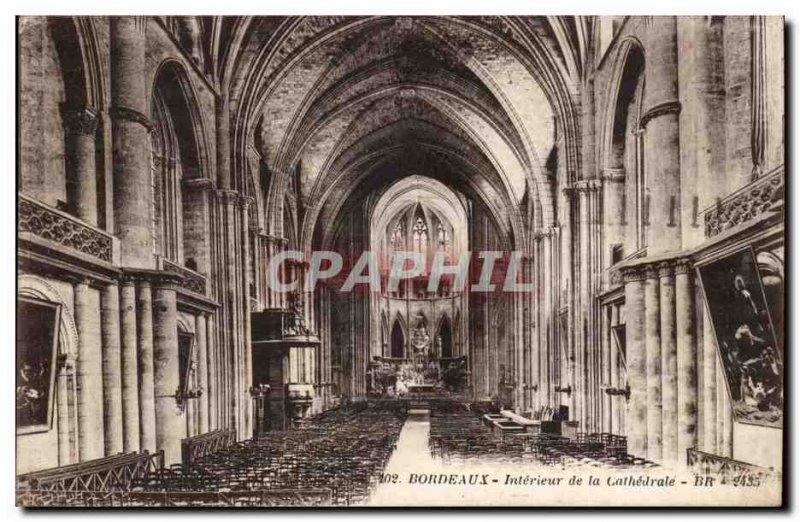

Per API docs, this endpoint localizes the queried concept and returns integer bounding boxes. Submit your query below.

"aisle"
[383,409,435,468]
[366,408,510,506]
[366,408,436,505]
[364,408,568,506]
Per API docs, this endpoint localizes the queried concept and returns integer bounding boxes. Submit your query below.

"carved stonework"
[284,291,310,336]
[673,258,693,276]
[704,167,784,237]
[657,262,673,279]
[620,265,647,283]
[18,195,113,262]
[162,258,207,295]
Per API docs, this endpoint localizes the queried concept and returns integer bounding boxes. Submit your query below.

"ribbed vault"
[200,15,590,253]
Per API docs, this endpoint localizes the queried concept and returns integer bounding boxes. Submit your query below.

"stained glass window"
[412,216,428,252]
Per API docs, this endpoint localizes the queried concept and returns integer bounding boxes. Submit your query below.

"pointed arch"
[437,314,453,358]
[390,318,405,359]
[601,37,646,171]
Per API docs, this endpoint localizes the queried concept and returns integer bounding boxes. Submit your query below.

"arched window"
[610,44,647,252]
[390,220,405,250]
[150,62,204,268]
[412,215,428,253]
[150,95,182,261]
[436,222,449,251]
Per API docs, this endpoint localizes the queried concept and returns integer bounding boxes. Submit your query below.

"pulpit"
[251,293,320,432]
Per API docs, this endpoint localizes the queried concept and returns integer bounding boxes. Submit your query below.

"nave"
[18,398,665,507]
[16,16,785,502]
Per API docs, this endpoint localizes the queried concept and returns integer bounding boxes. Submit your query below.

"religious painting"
[16,296,60,434]
[697,247,782,428]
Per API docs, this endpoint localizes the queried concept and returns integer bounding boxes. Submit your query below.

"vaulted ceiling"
[187,16,592,249]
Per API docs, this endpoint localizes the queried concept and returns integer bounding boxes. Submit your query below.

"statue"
[284,291,310,336]
[410,312,430,356]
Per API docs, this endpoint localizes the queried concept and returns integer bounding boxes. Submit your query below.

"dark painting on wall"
[697,247,782,428]
[16,297,61,434]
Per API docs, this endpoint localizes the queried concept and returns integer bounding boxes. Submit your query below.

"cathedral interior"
[16,16,784,505]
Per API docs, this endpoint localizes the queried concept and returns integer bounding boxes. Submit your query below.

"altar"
[369,313,467,397]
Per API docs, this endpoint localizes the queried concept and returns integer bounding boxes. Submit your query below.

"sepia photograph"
[11,9,787,509]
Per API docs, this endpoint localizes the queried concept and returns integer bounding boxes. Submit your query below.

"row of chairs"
[130,401,408,506]
[428,406,657,469]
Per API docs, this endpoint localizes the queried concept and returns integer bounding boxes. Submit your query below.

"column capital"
[657,261,674,279]
[673,258,694,275]
[240,195,256,209]
[263,233,289,246]
[109,106,152,131]
[644,264,659,280]
[61,107,98,137]
[215,189,240,205]
[182,177,216,192]
[620,265,648,283]
[601,168,625,183]
[151,272,184,290]
[640,100,682,128]
[120,268,182,288]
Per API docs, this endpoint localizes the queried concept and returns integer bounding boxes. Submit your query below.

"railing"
[16,450,164,496]
[160,257,207,295]
[16,488,333,507]
[703,165,784,238]
[686,448,775,480]
[181,429,236,468]
[18,193,114,263]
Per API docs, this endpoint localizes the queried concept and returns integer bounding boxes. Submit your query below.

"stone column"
[577,184,589,430]
[136,279,156,452]
[110,17,154,268]
[153,275,185,464]
[57,356,75,466]
[675,260,697,464]
[207,314,217,431]
[659,263,678,466]
[242,199,254,438]
[101,283,123,455]
[601,169,625,268]
[702,306,717,454]
[623,268,647,458]
[216,99,232,190]
[196,313,209,434]
[644,266,662,462]
[677,17,726,247]
[542,230,553,413]
[562,190,577,421]
[74,279,104,461]
[120,277,140,453]
[643,17,682,254]
[62,108,99,225]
